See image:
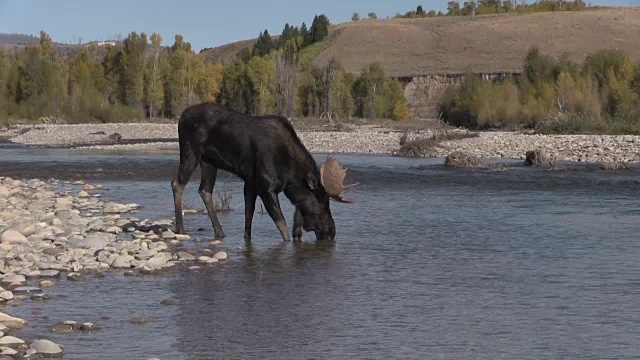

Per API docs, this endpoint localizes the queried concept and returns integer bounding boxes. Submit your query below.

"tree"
[416,5,425,15]
[307,14,330,46]
[184,50,204,107]
[15,31,67,115]
[447,1,461,15]
[247,56,275,114]
[274,39,298,117]
[253,30,274,57]
[299,23,309,45]
[122,32,148,108]
[352,12,360,21]
[67,46,104,117]
[368,12,378,20]
[166,34,191,117]
[353,62,386,118]
[145,32,164,118]
[237,47,252,64]
[428,10,437,16]
[463,0,477,15]
[196,63,224,102]
[217,60,252,113]
[0,49,8,119]
[103,43,127,105]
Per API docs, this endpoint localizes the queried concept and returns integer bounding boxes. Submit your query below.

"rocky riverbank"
[3,123,640,163]
[0,176,228,358]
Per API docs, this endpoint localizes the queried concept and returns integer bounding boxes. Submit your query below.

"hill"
[201,6,640,77]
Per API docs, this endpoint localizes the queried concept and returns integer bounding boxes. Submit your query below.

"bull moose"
[171,102,358,242]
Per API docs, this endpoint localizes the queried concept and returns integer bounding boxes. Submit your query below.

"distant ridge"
[201,6,640,77]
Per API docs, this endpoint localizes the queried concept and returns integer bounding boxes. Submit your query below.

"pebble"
[40,280,55,288]
[10,287,42,295]
[160,299,176,306]
[178,252,196,261]
[129,315,150,325]
[80,322,98,331]
[51,323,74,333]
[40,270,60,278]
[208,240,222,246]
[67,273,85,282]
[31,294,49,301]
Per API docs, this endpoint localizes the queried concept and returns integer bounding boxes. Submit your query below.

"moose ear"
[306,173,319,190]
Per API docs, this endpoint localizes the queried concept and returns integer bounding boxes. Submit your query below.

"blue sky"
[0,0,637,51]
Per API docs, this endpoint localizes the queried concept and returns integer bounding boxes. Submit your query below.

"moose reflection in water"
[171,102,358,242]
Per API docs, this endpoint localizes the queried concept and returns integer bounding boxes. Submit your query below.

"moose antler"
[320,156,359,203]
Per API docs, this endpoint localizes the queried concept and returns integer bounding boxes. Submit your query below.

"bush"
[444,151,482,168]
[438,47,640,134]
[393,100,409,120]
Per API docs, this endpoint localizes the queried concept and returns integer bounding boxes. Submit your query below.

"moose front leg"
[260,191,290,242]
[171,156,198,234]
[198,161,226,239]
[292,207,303,242]
[243,183,257,241]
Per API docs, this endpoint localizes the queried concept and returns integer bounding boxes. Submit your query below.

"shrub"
[393,100,409,120]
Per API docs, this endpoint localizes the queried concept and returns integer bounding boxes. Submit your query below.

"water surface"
[1,149,639,359]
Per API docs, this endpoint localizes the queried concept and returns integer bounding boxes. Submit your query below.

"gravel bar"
[4,123,640,163]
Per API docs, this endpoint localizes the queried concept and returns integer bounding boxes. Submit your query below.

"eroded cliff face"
[400,72,521,119]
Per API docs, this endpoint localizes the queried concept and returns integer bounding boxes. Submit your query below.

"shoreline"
[3,123,640,163]
[0,175,230,357]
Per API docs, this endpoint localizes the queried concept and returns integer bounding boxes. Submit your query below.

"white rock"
[0,336,24,345]
[0,292,13,301]
[105,226,122,234]
[78,190,90,198]
[161,230,176,239]
[111,255,135,268]
[175,234,191,241]
[213,251,228,261]
[18,225,36,237]
[1,275,25,284]
[30,339,63,355]
[0,231,28,245]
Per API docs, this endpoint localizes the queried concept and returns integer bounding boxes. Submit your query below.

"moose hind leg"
[243,184,257,241]
[171,156,198,234]
[198,161,226,239]
[293,207,303,242]
[260,191,290,242]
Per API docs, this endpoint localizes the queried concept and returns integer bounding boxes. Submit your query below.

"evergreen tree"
[252,30,274,57]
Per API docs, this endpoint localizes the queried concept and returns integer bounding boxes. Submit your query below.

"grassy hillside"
[201,6,640,77]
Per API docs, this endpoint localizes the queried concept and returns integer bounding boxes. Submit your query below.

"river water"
[0,148,639,359]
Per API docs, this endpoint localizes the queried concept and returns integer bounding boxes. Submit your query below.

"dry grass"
[444,151,483,168]
[202,7,640,77]
[599,161,630,171]
[200,38,256,64]
[213,188,234,212]
[524,149,559,168]
[392,128,479,157]
[182,186,235,213]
